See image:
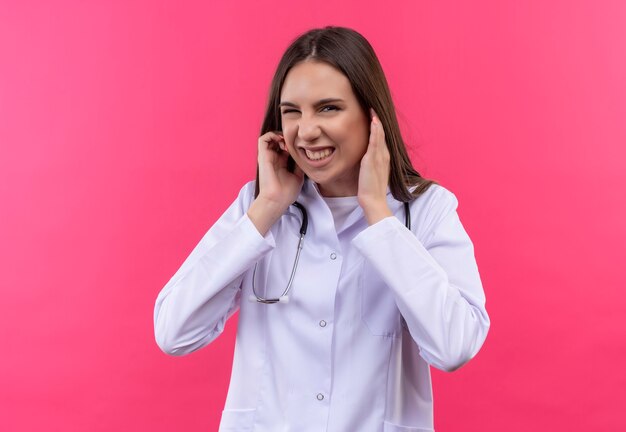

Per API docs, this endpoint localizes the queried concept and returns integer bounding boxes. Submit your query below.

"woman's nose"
[297,116,321,142]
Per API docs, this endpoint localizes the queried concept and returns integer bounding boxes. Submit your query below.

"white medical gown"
[154,179,490,431]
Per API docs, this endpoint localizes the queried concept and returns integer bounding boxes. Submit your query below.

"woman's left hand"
[358,109,393,225]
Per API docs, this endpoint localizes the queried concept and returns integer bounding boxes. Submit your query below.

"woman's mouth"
[304,147,334,161]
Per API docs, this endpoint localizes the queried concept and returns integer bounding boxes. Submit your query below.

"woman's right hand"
[247,131,304,236]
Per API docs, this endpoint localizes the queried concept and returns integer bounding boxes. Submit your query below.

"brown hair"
[255,26,437,202]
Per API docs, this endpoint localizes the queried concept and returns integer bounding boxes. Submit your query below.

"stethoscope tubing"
[250,200,411,304]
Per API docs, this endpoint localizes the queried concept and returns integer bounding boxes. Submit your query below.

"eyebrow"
[279,98,345,108]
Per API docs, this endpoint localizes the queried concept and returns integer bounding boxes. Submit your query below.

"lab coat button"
[330,252,337,260]
[316,393,324,401]
[319,320,327,328]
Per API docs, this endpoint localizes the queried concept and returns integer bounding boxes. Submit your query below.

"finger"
[371,115,387,158]
[372,114,384,141]
[263,130,284,139]
[259,131,284,146]
[370,109,383,132]
[259,134,285,155]
[368,116,380,151]
[368,121,389,168]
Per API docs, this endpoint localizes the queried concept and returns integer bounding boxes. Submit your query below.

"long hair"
[255,26,437,201]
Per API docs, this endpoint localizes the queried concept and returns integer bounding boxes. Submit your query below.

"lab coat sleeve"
[153,181,275,356]
[351,187,490,372]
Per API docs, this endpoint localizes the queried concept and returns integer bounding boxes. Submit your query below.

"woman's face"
[279,60,370,197]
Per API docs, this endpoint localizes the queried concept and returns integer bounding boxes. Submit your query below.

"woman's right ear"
[272,130,283,150]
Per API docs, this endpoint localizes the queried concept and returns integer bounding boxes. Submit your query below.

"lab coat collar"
[301,178,393,199]
[298,179,396,236]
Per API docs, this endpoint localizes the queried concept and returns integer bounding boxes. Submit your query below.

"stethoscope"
[249,201,411,304]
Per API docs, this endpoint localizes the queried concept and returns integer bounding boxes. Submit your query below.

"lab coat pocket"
[360,264,401,337]
[219,408,256,431]
[383,421,434,432]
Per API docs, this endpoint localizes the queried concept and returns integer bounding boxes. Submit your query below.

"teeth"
[305,148,333,161]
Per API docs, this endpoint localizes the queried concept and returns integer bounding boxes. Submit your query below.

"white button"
[330,252,337,260]
[316,393,324,401]
[319,320,327,328]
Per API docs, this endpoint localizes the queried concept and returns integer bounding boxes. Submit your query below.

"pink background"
[1,1,625,430]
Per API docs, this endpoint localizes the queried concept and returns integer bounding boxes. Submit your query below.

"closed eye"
[281,105,341,115]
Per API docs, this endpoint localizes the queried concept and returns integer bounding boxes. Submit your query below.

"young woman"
[154,26,490,432]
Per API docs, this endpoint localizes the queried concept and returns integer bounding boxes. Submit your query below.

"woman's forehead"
[280,61,355,103]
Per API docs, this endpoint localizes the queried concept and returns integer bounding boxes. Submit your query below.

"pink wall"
[1,1,625,430]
